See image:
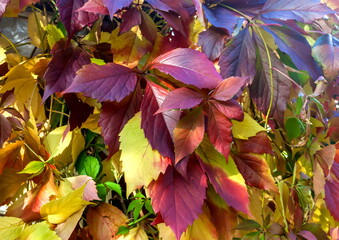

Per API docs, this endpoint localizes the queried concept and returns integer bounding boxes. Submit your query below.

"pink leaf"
[210,76,247,101]
[67,175,101,201]
[198,26,228,61]
[64,63,138,102]
[78,0,109,15]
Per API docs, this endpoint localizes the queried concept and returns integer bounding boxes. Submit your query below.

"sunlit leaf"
[18,161,45,175]
[232,113,266,140]
[0,217,24,240]
[19,222,61,240]
[117,226,148,240]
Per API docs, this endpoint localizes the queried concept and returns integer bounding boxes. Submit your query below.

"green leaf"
[285,117,305,140]
[0,217,25,240]
[295,96,303,115]
[127,199,144,213]
[19,222,61,240]
[309,97,325,115]
[144,199,154,214]
[117,226,130,235]
[96,183,107,201]
[133,202,144,221]
[104,181,122,197]
[90,58,106,66]
[76,153,101,179]
[133,192,145,199]
[235,220,262,231]
[18,161,45,175]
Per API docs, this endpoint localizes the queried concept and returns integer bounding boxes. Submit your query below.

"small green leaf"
[127,199,144,213]
[90,58,106,66]
[133,192,145,199]
[117,226,130,235]
[144,199,154,214]
[285,117,305,141]
[235,220,262,231]
[295,96,303,115]
[104,181,122,197]
[96,183,107,201]
[76,153,101,179]
[133,202,144,221]
[18,161,45,175]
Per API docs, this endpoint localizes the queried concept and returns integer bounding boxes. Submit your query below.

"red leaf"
[196,137,251,215]
[198,26,228,61]
[120,7,141,34]
[210,99,244,121]
[102,0,133,18]
[208,106,233,160]
[42,39,91,102]
[210,76,247,102]
[64,93,94,131]
[141,82,180,160]
[151,48,223,89]
[56,0,98,39]
[0,114,11,147]
[156,87,204,114]
[147,0,189,18]
[232,153,278,192]
[235,132,274,155]
[64,63,138,102]
[78,0,109,15]
[148,161,207,239]
[99,88,142,158]
[173,107,204,164]
[140,10,158,44]
[325,177,339,221]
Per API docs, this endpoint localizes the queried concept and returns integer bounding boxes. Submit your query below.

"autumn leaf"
[117,226,148,240]
[0,217,25,240]
[19,221,61,240]
[232,113,266,140]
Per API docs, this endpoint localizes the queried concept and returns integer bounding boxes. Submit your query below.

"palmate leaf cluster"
[0,0,338,239]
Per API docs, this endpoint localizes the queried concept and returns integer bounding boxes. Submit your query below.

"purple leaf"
[78,0,109,15]
[141,82,181,161]
[219,28,256,82]
[56,0,98,39]
[198,26,228,61]
[209,0,267,16]
[312,34,339,80]
[0,0,10,17]
[120,7,141,34]
[259,0,335,23]
[63,93,94,131]
[156,87,204,114]
[202,5,239,34]
[249,33,291,124]
[43,39,91,102]
[151,48,223,89]
[210,99,244,121]
[298,231,317,240]
[63,63,138,102]
[325,177,339,221]
[263,25,322,80]
[99,88,142,158]
[210,76,247,101]
[102,0,133,18]
[148,161,207,239]
[0,115,11,147]
[147,0,189,19]
[158,10,186,36]
[139,10,158,44]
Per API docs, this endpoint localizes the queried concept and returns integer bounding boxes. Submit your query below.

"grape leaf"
[56,0,98,39]
[63,63,138,102]
[42,39,91,102]
[99,88,141,158]
[148,161,207,239]
[198,26,228,61]
[151,48,223,89]
[141,82,181,160]
[156,87,204,114]
[119,112,170,196]
[312,34,339,80]
[174,107,204,164]
[259,0,334,23]
[196,137,251,215]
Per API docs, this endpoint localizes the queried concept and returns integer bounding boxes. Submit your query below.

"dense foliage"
[0,0,338,239]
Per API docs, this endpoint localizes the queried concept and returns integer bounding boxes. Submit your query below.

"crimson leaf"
[210,99,244,121]
[148,161,207,239]
[198,26,228,61]
[324,177,339,221]
[78,0,109,15]
[43,39,91,102]
[63,63,138,102]
[235,132,274,155]
[210,76,247,101]
[150,48,223,89]
[102,0,133,18]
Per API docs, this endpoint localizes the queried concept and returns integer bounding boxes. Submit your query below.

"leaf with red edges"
[156,87,204,114]
[148,161,207,239]
[56,0,98,39]
[196,136,251,215]
[64,63,138,102]
[43,39,91,102]
[210,99,244,121]
[198,26,228,61]
[174,107,204,164]
[150,48,223,89]
[99,87,141,158]
[210,76,247,101]
[102,0,133,18]
[208,106,233,160]
[235,132,274,155]
[141,82,180,160]
[232,153,278,192]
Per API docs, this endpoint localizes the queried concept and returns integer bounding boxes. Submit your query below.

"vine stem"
[0,33,21,59]
[220,5,274,128]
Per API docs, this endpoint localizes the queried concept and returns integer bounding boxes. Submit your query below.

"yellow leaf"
[0,168,27,204]
[0,47,6,64]
[0,217,25,240]
[40,183,92,224]
[0,140,23,174]
[28,12,48,49]
[19,222,61,240]
[232,113,266,140]
[54,207,85,240]
[45,25,64,49]
[119,112,167,196]
[117,226,148,240]
[2,0,20,17]
[111,26,152,68]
